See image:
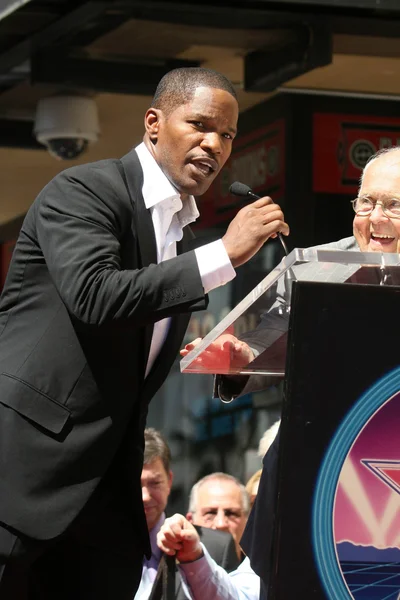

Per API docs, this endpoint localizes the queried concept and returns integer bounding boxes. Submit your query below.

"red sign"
[313,112,400,195]
[198,119,286,227]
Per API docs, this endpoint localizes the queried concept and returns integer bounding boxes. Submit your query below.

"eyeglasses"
[351,197,400,219]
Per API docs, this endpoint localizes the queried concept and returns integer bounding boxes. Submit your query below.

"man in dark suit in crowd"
[136,428,239,600]
[0,66,289,599]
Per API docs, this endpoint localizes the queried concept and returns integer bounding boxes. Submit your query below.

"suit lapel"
[120,149,156,370]
[121,149,157,267]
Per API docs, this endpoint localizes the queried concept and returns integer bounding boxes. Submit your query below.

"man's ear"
[144,108,162,143]
[186,512,194,523]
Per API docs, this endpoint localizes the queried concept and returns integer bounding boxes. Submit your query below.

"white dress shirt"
[135,143,236,376]
[179,547,260,600]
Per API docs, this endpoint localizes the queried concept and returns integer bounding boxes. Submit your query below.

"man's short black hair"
[151,67,237,116]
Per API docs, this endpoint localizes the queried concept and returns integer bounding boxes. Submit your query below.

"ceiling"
[1,0,400,230]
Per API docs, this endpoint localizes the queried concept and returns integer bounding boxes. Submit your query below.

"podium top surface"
[180,247,400,376]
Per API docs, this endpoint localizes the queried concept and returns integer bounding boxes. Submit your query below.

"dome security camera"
[34,96,100,160]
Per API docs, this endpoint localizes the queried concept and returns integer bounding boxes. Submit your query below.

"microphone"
[229,181,294,312]
[229,181,289,256]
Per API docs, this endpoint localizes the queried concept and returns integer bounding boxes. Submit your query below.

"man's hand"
[222,196,289,268]
[180,333,255,371]
[157,514,203,563]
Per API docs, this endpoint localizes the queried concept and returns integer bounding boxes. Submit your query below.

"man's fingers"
[250,196,273,208]
[222,340,235,351]
[182,338,202,352]
[245,204,290,237]
[158,538,180,555]
[157,514,189,555]
[157,530,182,555]
[180,337,203,356]
[258,203,283,216]
[263,217,290,237]
[180,528,200,544]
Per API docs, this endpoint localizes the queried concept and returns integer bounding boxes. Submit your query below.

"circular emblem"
[349,140,376,170]
[313,368,400,600]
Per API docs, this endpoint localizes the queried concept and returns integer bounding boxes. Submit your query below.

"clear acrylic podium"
[180,248,400,377]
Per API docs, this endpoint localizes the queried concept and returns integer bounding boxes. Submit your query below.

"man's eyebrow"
[362,193,400,200]
[190,113,237,135]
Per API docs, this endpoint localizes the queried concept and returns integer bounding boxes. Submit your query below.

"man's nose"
[142,486,150,502]
[200,132,222,154]
[213,510,229,530]
[370,203,389,223]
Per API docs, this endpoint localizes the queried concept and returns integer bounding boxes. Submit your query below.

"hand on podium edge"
[180,333,255,371]
[157,514,204,563]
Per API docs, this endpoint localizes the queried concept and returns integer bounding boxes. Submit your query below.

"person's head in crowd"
[144,67,238,198]
[353,146,400,254]
[258,419,280,458]
[245,469,262,509]
[141,428,173,531]
[187,472,250,559]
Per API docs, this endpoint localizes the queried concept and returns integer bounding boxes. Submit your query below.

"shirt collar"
[135,142,199,227]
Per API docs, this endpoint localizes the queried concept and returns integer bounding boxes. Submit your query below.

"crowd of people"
[137,425,279,600]
[0,62,399,600]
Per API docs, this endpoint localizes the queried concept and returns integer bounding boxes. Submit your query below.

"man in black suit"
[136,428,238,600]
[0,67,289,599]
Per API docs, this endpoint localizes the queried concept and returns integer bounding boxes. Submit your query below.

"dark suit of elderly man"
[0,66,289,600]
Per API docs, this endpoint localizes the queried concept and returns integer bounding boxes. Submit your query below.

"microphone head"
[229,181,252,197]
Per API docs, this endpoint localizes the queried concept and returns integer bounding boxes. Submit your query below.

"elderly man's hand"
[180,333,255,371]
[157,514,204,563]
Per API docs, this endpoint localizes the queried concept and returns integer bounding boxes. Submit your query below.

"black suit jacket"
[0,149,207,554]
[175,526,239,600]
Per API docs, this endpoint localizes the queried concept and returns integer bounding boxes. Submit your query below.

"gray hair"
[359,146,400,191]
[188,472,250,515]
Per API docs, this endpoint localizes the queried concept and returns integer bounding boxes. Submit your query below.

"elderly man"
[186,473,250,561]
[0,66,289,600]
[136,429,239,600]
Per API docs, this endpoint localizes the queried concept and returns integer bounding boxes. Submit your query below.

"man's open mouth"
[370,233,395,245]
[190,157,218,178]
